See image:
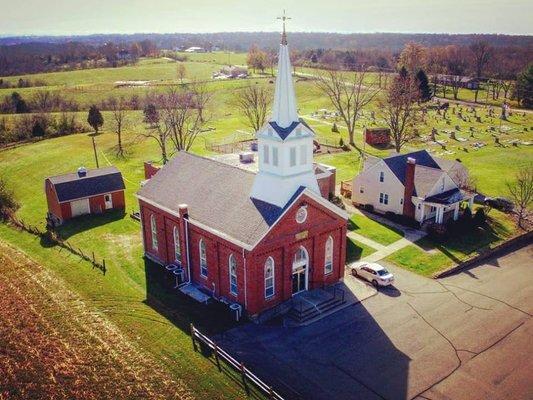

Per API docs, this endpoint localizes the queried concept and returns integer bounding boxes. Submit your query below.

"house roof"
[425,188,465,205]
[383,150,441,184]
[47,166,125,203]
[137,152,345,248]
[413,166,445,198]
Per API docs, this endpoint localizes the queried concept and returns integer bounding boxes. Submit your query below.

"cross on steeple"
[277,10,291,45]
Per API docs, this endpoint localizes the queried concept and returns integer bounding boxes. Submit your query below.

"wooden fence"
[8,216,107,275]
[190,324,285,400]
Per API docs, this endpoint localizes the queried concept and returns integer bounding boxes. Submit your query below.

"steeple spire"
[271,11,298,128]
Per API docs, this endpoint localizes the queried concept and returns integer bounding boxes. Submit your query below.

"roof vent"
[407,157,416,164]
[77,166,87,178]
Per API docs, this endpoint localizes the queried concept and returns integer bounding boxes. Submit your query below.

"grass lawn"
[346,237,376,263]
[348,213,404,246]
[385,208,517,277]
[0,224,245,399]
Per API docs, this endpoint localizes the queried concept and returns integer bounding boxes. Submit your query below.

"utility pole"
[92,136,99,168]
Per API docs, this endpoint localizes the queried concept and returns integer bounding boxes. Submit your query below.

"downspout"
[242,248,248,310]
[184,217,192,285]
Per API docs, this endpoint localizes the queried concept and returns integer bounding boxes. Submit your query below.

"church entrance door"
[292,246,309,295]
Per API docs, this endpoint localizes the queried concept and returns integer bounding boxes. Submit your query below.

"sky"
[1,0,532,36]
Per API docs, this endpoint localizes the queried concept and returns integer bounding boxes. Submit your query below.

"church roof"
[137,152,319,248]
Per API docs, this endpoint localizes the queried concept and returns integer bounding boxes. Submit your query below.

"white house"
[352,150,474,225]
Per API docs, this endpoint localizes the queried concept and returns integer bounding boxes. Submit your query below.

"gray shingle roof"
[384,150,440,184]
[47,166,125,202]
[414,166,444,198]
[137,152,289,247]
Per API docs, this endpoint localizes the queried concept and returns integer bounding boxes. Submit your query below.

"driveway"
[215,244,533,400]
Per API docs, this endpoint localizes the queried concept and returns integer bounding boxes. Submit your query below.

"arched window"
[294,246,308,265]
[150,214,158,250]
[264,257,275,298]
[229,254,238,296]
[199,239,207,277]
[173,226,181,262]
[324,236,333,275]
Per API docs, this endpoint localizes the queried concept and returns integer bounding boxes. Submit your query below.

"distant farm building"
[365,127,391,146]
[45,166,125,226]
[435,75,480,90]
[184,46,206,53]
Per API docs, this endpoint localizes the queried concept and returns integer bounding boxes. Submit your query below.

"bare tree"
[507,165,533,229]
[233,84,270,133]
[315,69,381,150]
[108,96,127,156]
[380,74,420,153]
[176,63,187,84]
[141,95,170,164]
[469,41,492,102]
[156,83,212,153]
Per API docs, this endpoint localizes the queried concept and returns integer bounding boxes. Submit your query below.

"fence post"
[269,386,275,399]
[102,259,106,275]
[190,323,198,352]
[240,363,249,395]
[92,251,95,264]
[214,342,221,372]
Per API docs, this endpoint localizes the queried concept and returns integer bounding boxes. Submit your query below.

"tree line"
[0,39,158,76]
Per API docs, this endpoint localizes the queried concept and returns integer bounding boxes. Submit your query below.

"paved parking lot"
[215,244,533,400]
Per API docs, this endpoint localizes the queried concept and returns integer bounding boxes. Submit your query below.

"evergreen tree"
[87,105,104,135]
[415,70,432,102]
[11,92,29,113]
[515,64,533,109]
[31,121,45,138]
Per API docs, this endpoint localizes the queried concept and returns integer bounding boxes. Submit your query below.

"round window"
[296,206,308,224]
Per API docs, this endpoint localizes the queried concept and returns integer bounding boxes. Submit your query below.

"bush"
[363,204,374,212]
[332,122,339,133]
[427,222,448,241]
[473,208,487,227]
[0,178,19,220]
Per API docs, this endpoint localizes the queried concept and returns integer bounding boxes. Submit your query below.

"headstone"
[476,116,482,123]
[455,125,460,131]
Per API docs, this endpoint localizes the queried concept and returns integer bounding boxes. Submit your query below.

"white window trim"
[300,144,307,165]
[229,254,238,296]
[173,226,181,262]
[290,146,297,167]
[150,214,158,251]
[199,239,208,277]
[324,236,333,275]
[272,147,279,166]
[264,257,275,299]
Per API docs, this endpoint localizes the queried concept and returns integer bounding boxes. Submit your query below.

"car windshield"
[377,269,390,276]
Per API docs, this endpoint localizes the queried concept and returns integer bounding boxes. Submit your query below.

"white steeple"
[270,13,299,128]
[250,13,320,207]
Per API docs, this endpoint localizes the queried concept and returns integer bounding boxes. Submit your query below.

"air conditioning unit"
[239,152,254,164]
[229,303,243,321]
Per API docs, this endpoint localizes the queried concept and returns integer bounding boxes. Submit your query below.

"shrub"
[332,122,339,133]
[427,222,448,241]
[0,178,19,220]
[473,208,487,227]
[363,204,374,212]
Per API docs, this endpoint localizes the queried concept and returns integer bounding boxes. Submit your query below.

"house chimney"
[402,158,416,218]
[178,204,189,219]
[77,166,87,178]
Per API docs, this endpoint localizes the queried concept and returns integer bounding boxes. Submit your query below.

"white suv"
[351,262,395,287]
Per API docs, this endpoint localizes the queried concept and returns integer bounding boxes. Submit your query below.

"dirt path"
[0,241,195,400]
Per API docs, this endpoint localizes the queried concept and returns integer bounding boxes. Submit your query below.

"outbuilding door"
[70,198,90,217]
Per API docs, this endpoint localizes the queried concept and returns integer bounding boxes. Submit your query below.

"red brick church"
[136,27,347,318]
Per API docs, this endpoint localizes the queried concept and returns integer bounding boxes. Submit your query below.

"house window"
[300,145,307,165]
[264,257,275,298]
[360,186,364,194]
[430,206,436,213]
[379,193,389,205]
[324,236,333,275]
[199,239,208,277]
[290,147,296,167]
[263,145,269,164]
[150,214,158,251]
[229,254,238,296]
[379,171,384,182]
[400,198,403,205]
[173,226,181,262]
[272,147,279,166]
